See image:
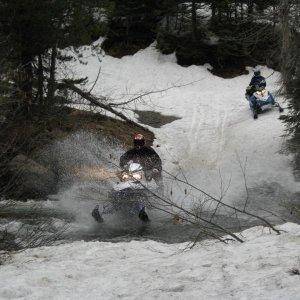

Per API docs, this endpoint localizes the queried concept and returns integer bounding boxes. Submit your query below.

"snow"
[65,41,300,204]
[2,41,299,299]
[0,223,299,299]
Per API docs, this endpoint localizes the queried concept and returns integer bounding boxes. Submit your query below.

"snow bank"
[0,223,299,299]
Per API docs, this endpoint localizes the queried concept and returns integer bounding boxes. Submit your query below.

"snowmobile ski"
[92,205,104,223]
[138,208,150,223]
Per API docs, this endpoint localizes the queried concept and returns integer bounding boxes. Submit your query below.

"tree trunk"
[175,5,179,31]
[247,0,254,20]
[58,82,148,131]
[178,5,184,34]
[272,5,277,28]
[37,54,44,104]
[166,15,170,32]
[20,54,33,109]
[47,47,57,104]
[240,2,244,20]
[217,3,222,22]
[211,1,216,21]
[234,0,238,20]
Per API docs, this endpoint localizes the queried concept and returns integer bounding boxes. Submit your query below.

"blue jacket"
[250,75,266,88]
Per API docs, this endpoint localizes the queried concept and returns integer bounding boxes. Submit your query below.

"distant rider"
[249,69,266,88]
[248,85,276,115]
[120,133,162,182]
[246,68,266,96]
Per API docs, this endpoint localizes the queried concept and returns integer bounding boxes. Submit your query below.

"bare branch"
[163,169,280,234]
[235,152,249,212]
[57,82,148,131]
[88,66,102,94]
[108,78,206,107]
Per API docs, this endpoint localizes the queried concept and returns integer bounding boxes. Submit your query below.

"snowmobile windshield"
[121,162,144,182]
[254,89,269,101]
[128,162,143,172]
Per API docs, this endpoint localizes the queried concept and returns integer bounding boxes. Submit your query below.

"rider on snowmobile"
[246,68,266,96]
[91,134,162,224]
[250,69,266,88]
[248,85,276,114]
[120,133,162,183]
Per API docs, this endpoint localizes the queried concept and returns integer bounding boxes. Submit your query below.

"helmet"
[133,133,145,147]
[253,67,261,76]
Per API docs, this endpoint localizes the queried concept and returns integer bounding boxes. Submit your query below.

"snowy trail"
[68,42,299,205]
[0,223,299,299]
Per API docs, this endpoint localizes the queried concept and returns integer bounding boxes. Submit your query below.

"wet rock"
[8,154,57,198]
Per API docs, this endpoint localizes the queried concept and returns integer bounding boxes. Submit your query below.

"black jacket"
[250,75,266,88]
[120,146,162,173]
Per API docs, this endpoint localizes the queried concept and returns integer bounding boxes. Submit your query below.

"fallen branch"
[163,169,280,234]
[108,78,205,107]
[138,180,244,243]
[57,82,148,131]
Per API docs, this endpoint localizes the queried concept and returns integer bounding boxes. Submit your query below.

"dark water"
[67,211,255,244]
[1,130,299,248]
[2,183,298,247]
[61,179,299,244]
[0,205,253,245]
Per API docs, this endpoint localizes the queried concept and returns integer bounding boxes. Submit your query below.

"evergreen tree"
[0,0,105,110]
[102,0,163,56]
[280,0,300,141]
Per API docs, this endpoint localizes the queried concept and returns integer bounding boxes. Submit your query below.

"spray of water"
[36,130,258,242]
[39,131,127,233]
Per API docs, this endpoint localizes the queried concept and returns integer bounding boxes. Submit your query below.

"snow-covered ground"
[1,41,299,299]
[1,223,299,299]
[65,40,299,205]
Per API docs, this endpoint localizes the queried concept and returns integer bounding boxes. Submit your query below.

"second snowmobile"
[245,86,283,119]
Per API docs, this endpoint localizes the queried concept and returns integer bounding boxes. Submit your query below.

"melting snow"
[0,223,299,299]
[2,42,299,299]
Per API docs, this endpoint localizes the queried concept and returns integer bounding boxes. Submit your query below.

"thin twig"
[108,78,205,107]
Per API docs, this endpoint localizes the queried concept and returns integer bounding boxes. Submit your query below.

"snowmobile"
[92,162,159,223]
[245,86,284,119]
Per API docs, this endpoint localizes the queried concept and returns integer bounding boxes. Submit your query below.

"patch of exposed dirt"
[65,108,155,147]
[134,110,181,128]
[0,107,154,155]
